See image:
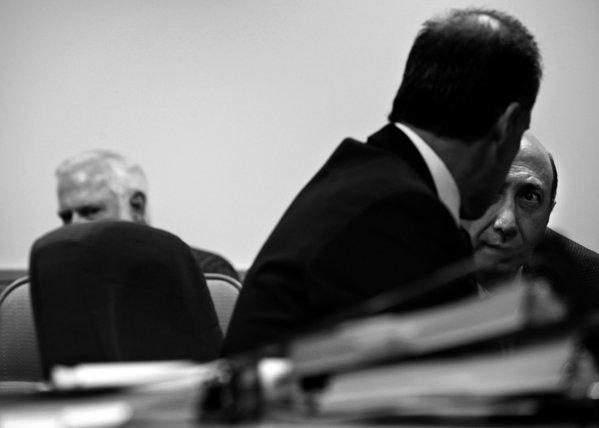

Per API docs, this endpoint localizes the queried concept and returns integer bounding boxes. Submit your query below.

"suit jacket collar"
[366,123,437,195]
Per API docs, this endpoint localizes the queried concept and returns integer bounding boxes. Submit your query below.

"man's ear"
[492,102,529,157]
[550,200,556,213]
[129,191,147,224]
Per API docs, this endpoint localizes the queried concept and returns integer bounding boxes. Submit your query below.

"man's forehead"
[58,173,117,207]
[508,138,553,189]
[59,184,113,205]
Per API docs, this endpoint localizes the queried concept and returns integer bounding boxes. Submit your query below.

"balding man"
[55,150,239,280]
[464,134,599,312]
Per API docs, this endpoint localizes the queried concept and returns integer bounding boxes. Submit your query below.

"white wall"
[1,0,598,270]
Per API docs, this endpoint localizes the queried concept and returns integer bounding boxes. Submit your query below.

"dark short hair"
[548,152,558,204]
[389,8,542,141]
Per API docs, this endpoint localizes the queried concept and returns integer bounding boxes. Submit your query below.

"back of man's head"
[55,150,149,225]
[389,8,542,142]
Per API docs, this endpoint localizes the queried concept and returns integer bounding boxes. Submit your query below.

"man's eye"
[519,190,542,208]
[59,212,73,224]
[78,206,102,218]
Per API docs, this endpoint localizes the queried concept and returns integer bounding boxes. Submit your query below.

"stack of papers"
[291,283,529,375]
[51,360,217,391]
[319,336,575,416]
[285,282,599,422]
[0,361,222,428]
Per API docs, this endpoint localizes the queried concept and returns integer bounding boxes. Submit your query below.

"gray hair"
[56,149,148,202]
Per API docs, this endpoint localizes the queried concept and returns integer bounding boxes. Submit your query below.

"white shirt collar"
[394,122,461,226]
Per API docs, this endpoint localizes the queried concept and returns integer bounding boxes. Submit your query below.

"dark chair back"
[30,221,223,379]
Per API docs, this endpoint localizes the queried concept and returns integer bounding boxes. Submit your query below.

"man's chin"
[474,250,522,278]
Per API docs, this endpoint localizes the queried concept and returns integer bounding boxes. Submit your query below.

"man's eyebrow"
[518,181,545,195]
[517,174,546,187]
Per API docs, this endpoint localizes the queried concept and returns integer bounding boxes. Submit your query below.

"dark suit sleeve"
[306,192,474,321]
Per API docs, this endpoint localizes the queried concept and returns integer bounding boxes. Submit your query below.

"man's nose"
[492,200,518,240]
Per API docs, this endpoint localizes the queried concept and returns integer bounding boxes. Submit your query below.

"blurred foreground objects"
[200,273,599,424]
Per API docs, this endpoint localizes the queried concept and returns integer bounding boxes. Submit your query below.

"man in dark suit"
[464,134,599,313]
[55,149,239,280]
[223,8,542,355]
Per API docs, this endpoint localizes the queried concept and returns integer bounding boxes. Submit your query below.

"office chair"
[204,273,242,336]
[0,277,44,392]
[30,221,223,379]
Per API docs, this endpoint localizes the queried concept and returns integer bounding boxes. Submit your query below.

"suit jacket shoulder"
[223,124,474,355]
[532,228,599,313]
[190,247,239,280]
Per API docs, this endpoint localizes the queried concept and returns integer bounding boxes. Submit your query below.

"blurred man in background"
[55,149,239,280]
